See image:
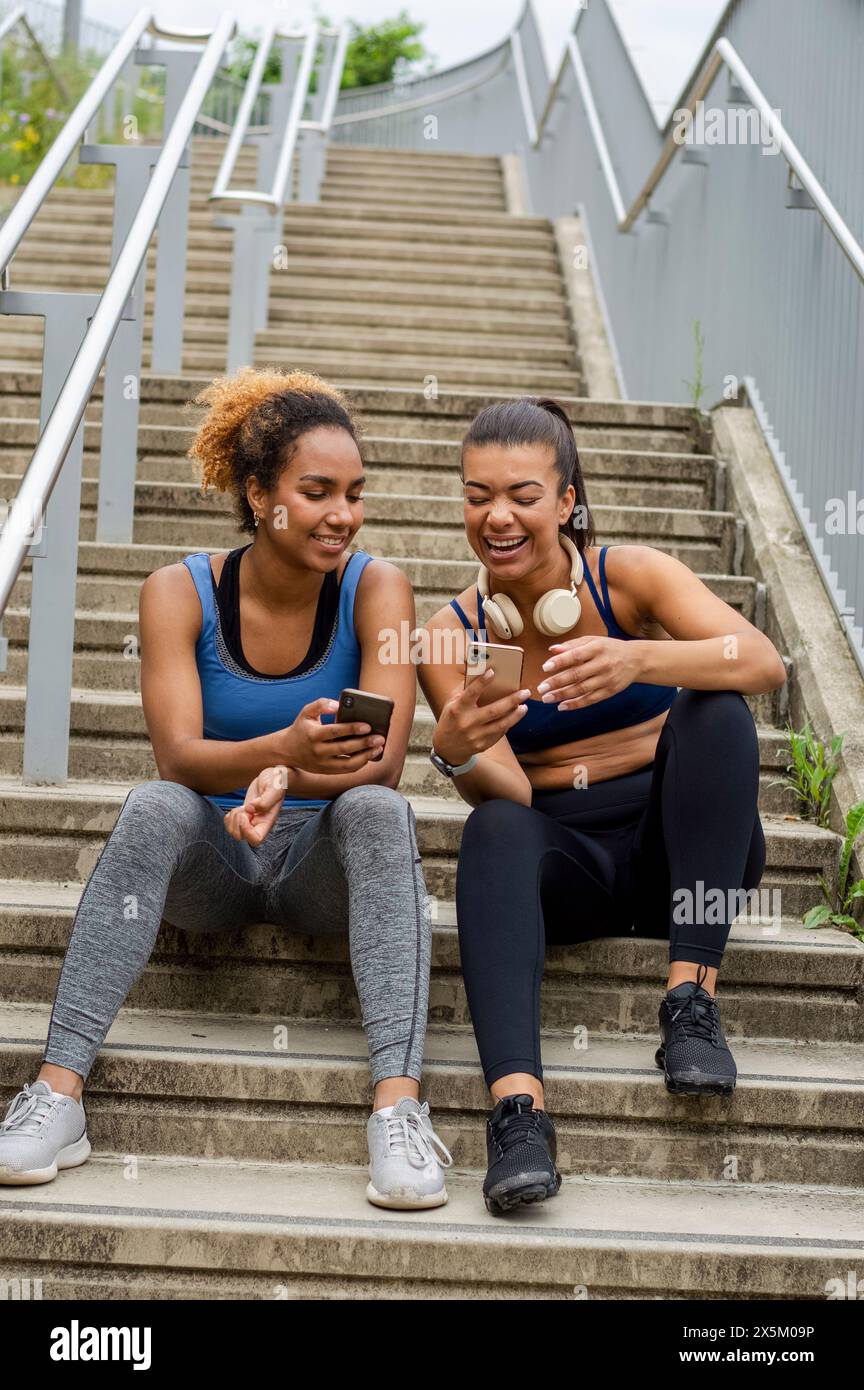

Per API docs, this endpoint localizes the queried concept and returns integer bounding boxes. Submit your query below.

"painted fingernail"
[541,660,555,671]
[541,691,556,702]
[537,680,549,692]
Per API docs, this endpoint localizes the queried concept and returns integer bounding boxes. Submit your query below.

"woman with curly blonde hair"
[0,367,452,1209]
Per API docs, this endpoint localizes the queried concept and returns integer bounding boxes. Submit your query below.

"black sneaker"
[482,1093,562,1215]
[655,967,737,1096]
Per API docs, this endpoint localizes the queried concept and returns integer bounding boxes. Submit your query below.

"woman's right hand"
[280,697,386,774]
[432,669,531,766]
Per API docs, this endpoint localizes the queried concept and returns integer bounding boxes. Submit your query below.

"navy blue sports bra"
[449,544,679,755]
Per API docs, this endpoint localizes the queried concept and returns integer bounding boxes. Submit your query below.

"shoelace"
[668,991,720,1045]
[382,1106,453,1170]
[0,1085,64,1136]
[492,1110,543,1157]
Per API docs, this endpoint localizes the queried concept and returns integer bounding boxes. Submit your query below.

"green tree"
[339,11,430,89]
[226,10,432,91]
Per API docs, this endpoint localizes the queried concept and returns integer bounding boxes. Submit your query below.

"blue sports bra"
[449,544,679,755]
[182,547,373,810]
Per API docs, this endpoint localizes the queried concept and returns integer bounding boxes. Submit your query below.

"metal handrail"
[309,24,350,133]
[0,9,237,616]
[332,2,517,108]
[562,33,626,225]
[194,113,270,136]
[146,19,221,43]
[509,25,538,146]
[209,23,327,208]
[557,27,864,285]
[330,45,511,126]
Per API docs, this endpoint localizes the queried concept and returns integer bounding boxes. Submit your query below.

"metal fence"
[331,3,546,153]
[0,0,120,55]
[331,0,864,678]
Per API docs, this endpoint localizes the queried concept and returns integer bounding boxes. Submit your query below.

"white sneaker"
[366,1096,453,1209]
[0,1080,91,1185]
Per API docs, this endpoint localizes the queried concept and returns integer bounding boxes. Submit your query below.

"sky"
[79,0,729,127]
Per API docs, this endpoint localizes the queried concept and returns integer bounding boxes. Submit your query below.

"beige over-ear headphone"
[478,533,585,639]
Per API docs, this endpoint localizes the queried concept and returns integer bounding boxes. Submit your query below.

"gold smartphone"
[464,640,525,707]
[334,688,394,760]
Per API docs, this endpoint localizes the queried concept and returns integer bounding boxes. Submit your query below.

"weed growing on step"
[803,798,864,942]
[770,720,843,827]
[682,319,712,452]
[682,320,706,410]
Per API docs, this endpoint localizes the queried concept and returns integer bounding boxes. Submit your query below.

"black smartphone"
[333,688,394,761]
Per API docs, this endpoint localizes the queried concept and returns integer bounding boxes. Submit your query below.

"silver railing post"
[62,0,83,55]
[212,28,313,369]
[0,288,133,781]
[297,25,349,202]
[148,46,205,372]
[82,140,189,544]
[209,23,340,371]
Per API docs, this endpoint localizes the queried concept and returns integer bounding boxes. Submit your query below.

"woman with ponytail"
[0,367,453,1209]
[419,395,785,1215]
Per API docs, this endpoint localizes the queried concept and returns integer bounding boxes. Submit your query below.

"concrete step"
[1,570,759,648]
[26,197,551,242]
[319,185,507,213]
[253,353,581,393]
[322,145,503,171]
[0,651,782,726]
[0,877,860,1044]
[248,325,577,365]
[2,510,735,576]
[18,215,560,271]
[262,301,569,335]
[0,789,850,1028]
[1,317,573,365]
[2,1003,862,1187]
[6,264,571,313]
[0,461,719,520]
[319,165,505,191]
[0,372,700,434]
[0,1145,861,1298]
[0,673,765,741]
[0,336,584,391]
[0,414,704,471]
[0,703,800,812]
[3,245,564,297]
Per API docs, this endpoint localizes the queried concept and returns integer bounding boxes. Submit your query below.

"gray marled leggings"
[43,781,431,1087]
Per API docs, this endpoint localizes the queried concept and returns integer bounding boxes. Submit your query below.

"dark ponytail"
[460,395,595,551]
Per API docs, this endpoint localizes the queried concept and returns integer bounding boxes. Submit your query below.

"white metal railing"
[547,10,864,672]
[208,21,349,370]
[330,0,545,152]
[0,8,237,781]
[330,45,512,129]
[565,31,864,281]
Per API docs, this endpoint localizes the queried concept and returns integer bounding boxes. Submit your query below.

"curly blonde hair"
[185,366,361,534]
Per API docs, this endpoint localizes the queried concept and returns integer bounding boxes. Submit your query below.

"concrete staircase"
[0,139,862,1299]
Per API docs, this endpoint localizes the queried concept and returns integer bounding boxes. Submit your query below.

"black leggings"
[455,688,767,1087]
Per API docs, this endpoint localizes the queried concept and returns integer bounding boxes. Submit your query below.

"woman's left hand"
[536,635,643,709]
[224,766,289,845]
